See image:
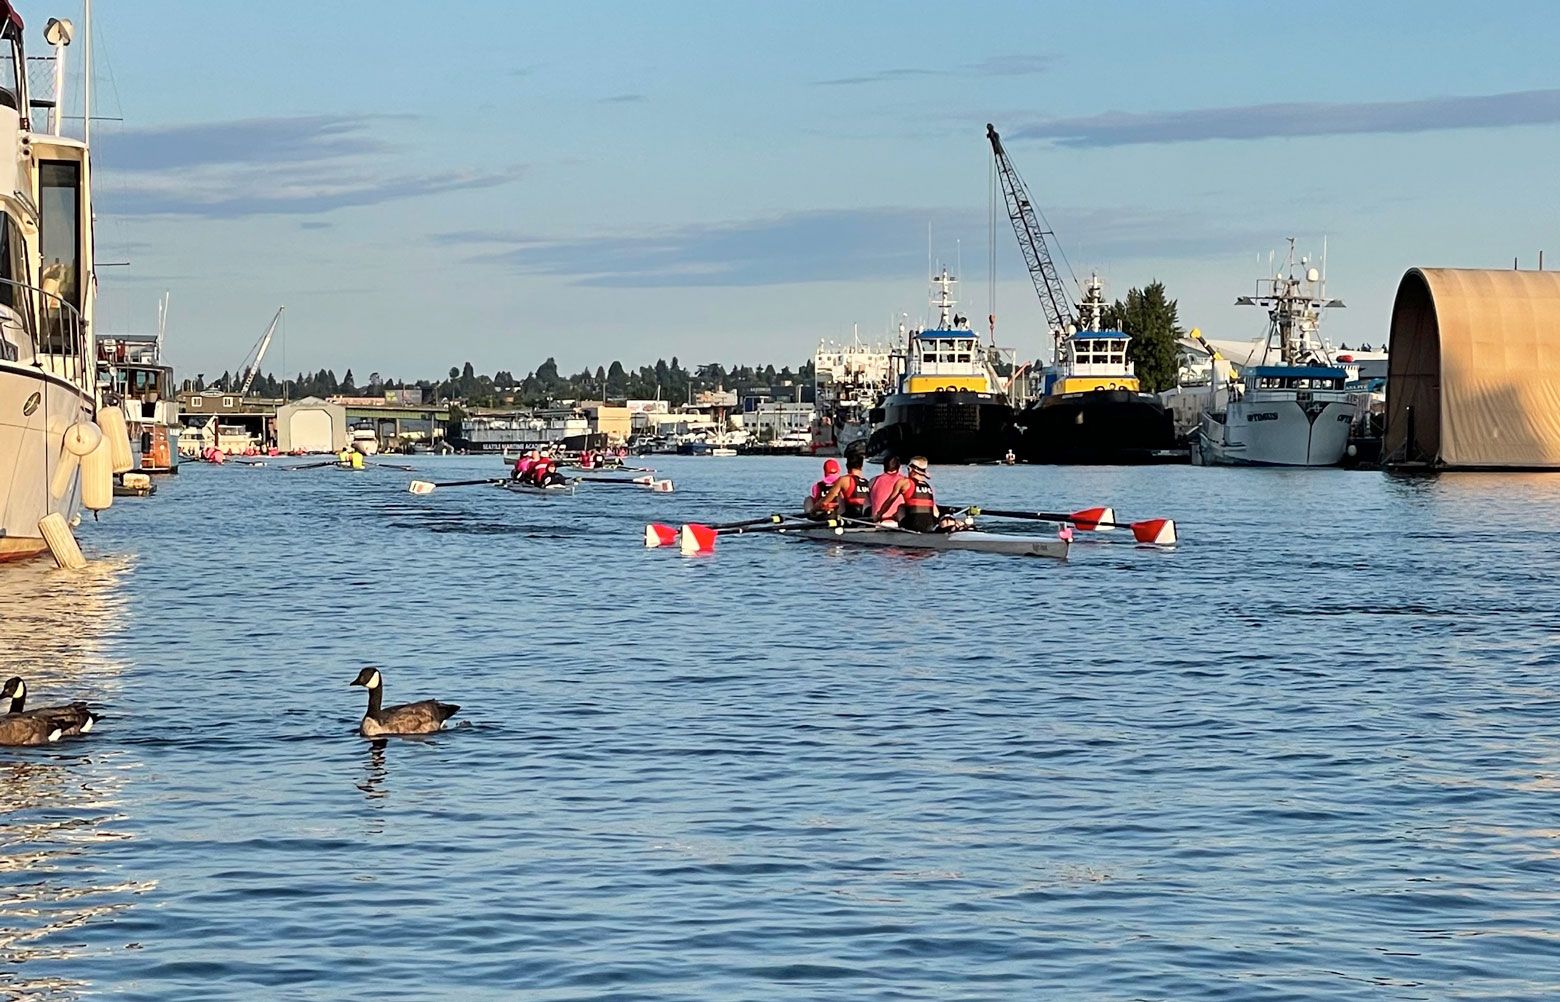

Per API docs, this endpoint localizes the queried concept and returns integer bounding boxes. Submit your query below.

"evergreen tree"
[1101,281,1182,393]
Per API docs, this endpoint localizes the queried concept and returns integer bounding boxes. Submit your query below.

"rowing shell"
[787,525,1069,559]
[497,480,576,496]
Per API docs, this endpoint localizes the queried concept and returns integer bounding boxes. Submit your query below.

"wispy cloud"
[1011,88,1560,148]
[814,53,1048,87]
[438,205,1266,288]
[96,115,520,219]
[600,93,648,104]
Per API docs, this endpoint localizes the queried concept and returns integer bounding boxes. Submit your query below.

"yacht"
[0,9,104,560]
[1198,240,1356,466]
[1014,275,1182,464]
[350,424,379,455]
[866,268,1015,463]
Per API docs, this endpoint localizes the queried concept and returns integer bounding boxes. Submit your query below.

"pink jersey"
[868,472,907,519]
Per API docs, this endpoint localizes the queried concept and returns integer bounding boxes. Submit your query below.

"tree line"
[183,356,819,408]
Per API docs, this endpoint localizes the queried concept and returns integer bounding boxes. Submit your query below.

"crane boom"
[986,123,1076,358]
[236,306,283,397]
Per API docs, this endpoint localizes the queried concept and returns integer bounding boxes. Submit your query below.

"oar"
[676,517,812,554]
[407,477,505,495]
[369,461,417,472]
[645,513,795,548]
[969,506,1177,545]
[285,459,341,472]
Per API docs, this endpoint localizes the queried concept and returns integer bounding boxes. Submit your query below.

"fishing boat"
[1014,276,1182,464]
[1197,240,1356,466]
[0,8,108,561]
[866,268,1016,464]
[787,524,1069,559]
[97,324,180,475]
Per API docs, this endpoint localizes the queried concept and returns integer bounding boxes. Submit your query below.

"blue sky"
[73,0,1560,380]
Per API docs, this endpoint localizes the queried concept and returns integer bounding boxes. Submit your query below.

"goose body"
[350,668,460,737]
[0,713,63,746]
[2,677,99,738]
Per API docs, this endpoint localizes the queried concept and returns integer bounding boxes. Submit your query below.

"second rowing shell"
[787,526,1069,559]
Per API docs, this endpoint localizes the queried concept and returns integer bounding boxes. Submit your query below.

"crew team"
[803,452,961,532]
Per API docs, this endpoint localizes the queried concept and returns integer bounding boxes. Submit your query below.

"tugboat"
[866,268,1015,464]
[1197,239,1355,466]
[1014,275,1181,464]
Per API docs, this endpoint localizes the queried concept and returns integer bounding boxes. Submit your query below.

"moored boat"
[866,268,1016,464]
[0,8,106,561]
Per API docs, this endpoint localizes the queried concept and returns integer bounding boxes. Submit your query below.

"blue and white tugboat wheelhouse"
[866,268,1016,464]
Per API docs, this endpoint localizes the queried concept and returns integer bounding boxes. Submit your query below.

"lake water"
[4,455,1560,1000]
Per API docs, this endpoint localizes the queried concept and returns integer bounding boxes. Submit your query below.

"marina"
[8,1,1560,999]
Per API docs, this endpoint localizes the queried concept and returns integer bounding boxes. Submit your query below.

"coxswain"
[868,455,910,523]
[893,456,962,533]
[803,457,842,518]
[529,454,564,488]
[816,453,871,520]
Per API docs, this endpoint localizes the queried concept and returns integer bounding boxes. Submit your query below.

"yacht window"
[0,214,26,314]
[956,353,971,363]
[39,161,81,316]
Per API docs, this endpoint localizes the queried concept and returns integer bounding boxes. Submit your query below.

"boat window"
[39,161,81,317]
[0,214,26,313]
[956,353,971,363]
[922,353,935,364]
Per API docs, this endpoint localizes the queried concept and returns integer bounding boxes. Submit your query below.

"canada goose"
[0,714,63,746]
[1,676,98,737]
[349,667,459,737]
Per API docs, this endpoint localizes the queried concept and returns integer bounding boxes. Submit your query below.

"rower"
[803,458,842,518]
[894,456,962,533]
[1003,448,1016,465]
[816,453,871,520]
[350,450,365,470]
[513,449,539,481]
[868,455,910,523]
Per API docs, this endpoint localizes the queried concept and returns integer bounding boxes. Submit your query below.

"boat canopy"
[0,3,20,34]
[1386,267,1560,468]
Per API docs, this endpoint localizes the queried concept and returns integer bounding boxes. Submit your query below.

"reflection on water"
[0,557,140,1001]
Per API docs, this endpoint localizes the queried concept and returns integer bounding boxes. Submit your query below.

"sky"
[62,0,1560,381]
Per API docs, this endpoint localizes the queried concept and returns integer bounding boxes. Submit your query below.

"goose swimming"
[349,667,460,737]
[1,676,99,737]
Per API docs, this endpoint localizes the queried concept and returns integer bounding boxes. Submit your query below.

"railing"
[0,276,89,389]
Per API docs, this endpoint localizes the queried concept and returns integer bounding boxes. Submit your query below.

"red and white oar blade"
[408,480,435,495]
[1070,506,1115,531]
[680,523,717,554]
[645,523,678,548]
[1130,518,1177,546]
[651,479,675,493]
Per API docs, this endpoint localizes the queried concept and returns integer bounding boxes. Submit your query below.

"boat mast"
[81,0,91,145]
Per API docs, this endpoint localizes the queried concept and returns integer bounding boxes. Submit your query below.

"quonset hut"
[1385,268,1560,469]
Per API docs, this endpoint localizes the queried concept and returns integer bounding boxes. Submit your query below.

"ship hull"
[0,362,94,561]
[1197,397,1355,466]
[867,390,1015,464]
[1016,389,1185,465]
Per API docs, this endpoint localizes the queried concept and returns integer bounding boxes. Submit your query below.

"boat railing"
[0,276,89,386]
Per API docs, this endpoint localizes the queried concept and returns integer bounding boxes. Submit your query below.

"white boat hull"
[791,525,1069,559]
[1199,397,1355,467]
[0,363,94,561]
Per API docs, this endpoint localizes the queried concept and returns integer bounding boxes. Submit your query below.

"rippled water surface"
[5,456,1560,1000]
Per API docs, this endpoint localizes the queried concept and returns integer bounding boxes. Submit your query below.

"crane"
[235,306,283,397]
[986,123,1077,362]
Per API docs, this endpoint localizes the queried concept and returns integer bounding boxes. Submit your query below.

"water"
[5,455,1560,1000]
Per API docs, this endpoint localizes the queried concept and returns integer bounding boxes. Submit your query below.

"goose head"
[350,667,382,690]
[0,677,23,702]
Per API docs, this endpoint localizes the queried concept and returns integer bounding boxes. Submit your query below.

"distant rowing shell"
[785,526,1069,560]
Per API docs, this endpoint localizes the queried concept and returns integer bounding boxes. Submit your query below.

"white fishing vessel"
[1198,240,1355,467]
[0,8,113,561]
